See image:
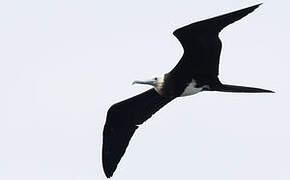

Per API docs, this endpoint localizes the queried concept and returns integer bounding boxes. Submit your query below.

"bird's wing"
[102,88,174,178]
[170,4,261,81]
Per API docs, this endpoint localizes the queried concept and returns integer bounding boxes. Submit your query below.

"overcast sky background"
[0,0,289,179]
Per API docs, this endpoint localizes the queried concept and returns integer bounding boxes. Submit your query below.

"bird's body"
[102,4,274,178]
[180,79,206,96]
[153,74,207,97]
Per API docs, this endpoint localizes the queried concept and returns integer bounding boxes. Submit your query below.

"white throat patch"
[153,75,165,93]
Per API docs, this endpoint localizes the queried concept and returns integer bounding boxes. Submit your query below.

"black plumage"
[102,4,273,178]
[168,3,271,96]
[102,89,173,177]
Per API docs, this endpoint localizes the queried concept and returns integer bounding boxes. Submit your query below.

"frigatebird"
[102,3,273,178]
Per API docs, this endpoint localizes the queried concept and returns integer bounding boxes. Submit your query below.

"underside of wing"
[170,4,262,80]
[102,89,174,178]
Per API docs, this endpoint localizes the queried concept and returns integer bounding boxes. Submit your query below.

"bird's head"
[132,75,165,90]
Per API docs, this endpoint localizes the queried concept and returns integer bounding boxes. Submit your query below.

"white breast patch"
[180,79,204,97]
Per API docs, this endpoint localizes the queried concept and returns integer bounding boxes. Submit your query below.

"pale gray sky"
[0,0,289,180]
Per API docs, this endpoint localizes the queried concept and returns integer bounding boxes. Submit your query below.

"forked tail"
[216,84,274,93]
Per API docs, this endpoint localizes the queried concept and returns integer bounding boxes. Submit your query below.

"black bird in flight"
[102,3,273,178]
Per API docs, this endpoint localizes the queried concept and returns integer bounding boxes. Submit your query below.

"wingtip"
[105,173,113,179]
[102,153,118,178]
[103,165,115,178]
[249,3,263,10]
[245,3,263,10]
[102,144,117,178]
[256,3,263,9]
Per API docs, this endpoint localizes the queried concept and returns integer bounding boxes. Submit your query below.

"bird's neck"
[154,74,177,97]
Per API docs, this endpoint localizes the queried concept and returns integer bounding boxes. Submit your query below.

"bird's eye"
[154,78,157,80]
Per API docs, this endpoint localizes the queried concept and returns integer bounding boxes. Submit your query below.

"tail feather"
[217,84,274,93]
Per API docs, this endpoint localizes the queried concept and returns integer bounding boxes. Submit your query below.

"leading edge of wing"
[173,3,262,37]
[102,89,174,178]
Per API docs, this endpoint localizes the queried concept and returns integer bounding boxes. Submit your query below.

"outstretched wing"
[102,89,174,178]
[170,4,262,81]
